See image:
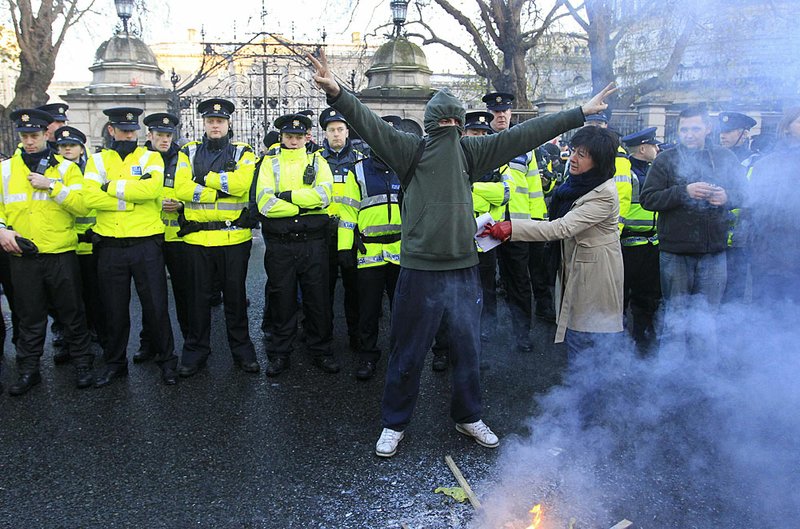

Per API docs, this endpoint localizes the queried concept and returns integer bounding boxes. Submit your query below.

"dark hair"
[678,104,710,124]
[569,126,619,180]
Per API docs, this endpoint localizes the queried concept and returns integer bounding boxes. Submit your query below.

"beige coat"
[511,179,624,342]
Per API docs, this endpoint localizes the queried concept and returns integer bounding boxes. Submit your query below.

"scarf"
[21,148,53,173]
[110,140,138,160]
[549,167,609,220]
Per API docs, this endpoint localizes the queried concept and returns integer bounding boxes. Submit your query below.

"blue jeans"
[564,329,624,359]
[658,251,726,357]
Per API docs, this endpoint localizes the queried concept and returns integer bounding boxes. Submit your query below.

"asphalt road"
[0,234,567,529]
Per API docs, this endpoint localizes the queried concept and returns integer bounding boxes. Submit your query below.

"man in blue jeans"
[640,105,747,356]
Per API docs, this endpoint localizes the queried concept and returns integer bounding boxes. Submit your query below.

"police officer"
[0,109,94,394]
[337,115,403,380]
[718,111,757,304]
[255,113,337,376]
[620,127,661,352]
[54,125,105,349]
[718,111,757,163]
[482,91,548,352]
[83,107,178,387]
[174,99,260,376]
[36,103,69,150]
[319,107,363,350]
[129,112,192,364]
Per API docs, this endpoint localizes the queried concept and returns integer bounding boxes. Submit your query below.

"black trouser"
[477,249,498,336]
[622,243,661,344]
[723,246,749,304]
[328,220,359,338]
[264,234,332,360]
[9,252,93,373]
[357,263,399,362]
[381,267,483,430]
[0,251,18,349]
[78,252,105,345]
[96,237,177,369]
[164,241,191,340]
[498,241,532,343]
[181,240,256,367]
[528,241,554,310]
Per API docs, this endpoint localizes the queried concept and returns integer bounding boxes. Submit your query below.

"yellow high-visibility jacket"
[174,140,255,247]
[255,146,333,219]
[337,158,401,268]
[0,152,87,254]
[83,146,166,238]
[614,147,633,232]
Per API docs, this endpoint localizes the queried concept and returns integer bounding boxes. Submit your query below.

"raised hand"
[306,49,340,98]
[581,82,618,117]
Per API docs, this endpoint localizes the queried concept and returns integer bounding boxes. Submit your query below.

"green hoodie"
[330,87,585,271]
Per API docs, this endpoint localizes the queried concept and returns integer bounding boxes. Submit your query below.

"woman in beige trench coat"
[483,126,624,356]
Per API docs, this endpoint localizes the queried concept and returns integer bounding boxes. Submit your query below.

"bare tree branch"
[563,0,589,31]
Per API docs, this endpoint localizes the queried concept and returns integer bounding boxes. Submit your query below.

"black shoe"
[177,360,206,378]
[265,357,290,377]
[234,358,261,374]
[53,349,71,365]
[432,356,448,372]
[312,356,340,374]
[94,365,129,388]
[161,367,178,385]
[210,293,223,307]
[132,348,154,364]
[9,372,41,396]
[52,331,66,349]
[75,365,94,389]
[355,360,376,381]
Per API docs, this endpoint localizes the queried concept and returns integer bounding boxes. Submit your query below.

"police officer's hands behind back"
[307,49,340,99]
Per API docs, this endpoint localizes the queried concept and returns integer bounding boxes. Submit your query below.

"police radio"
[303,154,317,185]
[35,157,49,175]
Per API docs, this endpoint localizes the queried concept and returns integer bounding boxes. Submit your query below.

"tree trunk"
[585,0,616,95]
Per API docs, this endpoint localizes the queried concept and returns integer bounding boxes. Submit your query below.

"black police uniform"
[318,107,362,349]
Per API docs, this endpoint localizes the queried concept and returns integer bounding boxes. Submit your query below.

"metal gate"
[176,60,327,152]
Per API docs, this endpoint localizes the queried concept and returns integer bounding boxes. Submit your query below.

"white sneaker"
[375,428,405,457]
[456,420,499,448]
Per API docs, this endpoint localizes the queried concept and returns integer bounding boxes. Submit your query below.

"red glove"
[480,221,512,241]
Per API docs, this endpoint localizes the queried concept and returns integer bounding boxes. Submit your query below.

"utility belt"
[354,231,401,254]
[264,230,327,243]
[93,233,162,248]
[177,209,251,238]
[621,228,656,239]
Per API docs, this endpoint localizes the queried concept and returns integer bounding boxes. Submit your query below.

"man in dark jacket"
[308,50,615,458]
[640,105,747,356]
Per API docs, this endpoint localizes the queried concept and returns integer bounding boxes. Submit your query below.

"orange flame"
[524,503,543,529]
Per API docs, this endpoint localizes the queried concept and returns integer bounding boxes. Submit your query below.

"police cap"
[621,126,659,148]
[9,108,53,132]
[319,107,347,129]
[143,112,180,133]
[198,98,235,119]
[464,111,494,132]
[274,114,312,134]
[54,126,86,146]
[585,110,611,124]
[718,111,756,132]
[482,92,514,111]
[36,103,69,122]
[103,107,143,130]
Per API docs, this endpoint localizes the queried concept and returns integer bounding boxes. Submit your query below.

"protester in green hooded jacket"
[308,50,616,459]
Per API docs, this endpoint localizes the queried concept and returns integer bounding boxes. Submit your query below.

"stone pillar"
[637,102,669,141]
[533,98,566,116]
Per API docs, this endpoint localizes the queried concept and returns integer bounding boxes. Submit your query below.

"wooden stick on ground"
[444,455,482,509]
[608,520,633,529]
